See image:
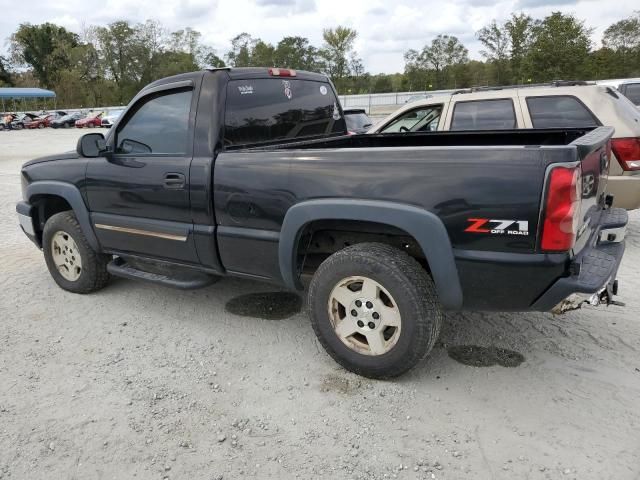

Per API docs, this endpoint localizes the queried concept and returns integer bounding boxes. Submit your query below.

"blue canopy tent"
[0,87,56,113]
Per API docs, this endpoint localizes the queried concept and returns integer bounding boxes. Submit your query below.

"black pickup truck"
[16,67,628,378]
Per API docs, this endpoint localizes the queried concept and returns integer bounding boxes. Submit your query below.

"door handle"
[163,173,185,189]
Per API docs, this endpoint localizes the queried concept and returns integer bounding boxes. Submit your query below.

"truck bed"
[215,126,612,309]
[232,128,594,150]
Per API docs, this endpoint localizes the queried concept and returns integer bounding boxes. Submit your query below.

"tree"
[226,33,256,67]
[477,20,510,84]
[405,35,468,89]
[273,36,319,70]
[603,12,640,51]
[0,56,13,86]
[505,13,536,84]
[528,12,592,81]
[320,26,358,80]
[10,23,79,88]
[95,21,146,102]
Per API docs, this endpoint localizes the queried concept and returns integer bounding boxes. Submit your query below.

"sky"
[0,0,638,73]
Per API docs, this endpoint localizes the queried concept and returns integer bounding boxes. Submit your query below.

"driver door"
[85,83,200,264]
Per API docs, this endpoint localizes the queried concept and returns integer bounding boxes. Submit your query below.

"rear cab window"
[223,78,346,147]
[526,96,599,128]
[450,99,517,130]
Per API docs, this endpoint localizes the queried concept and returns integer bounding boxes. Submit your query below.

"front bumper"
[16,201,40,247]
[531,207,627,312]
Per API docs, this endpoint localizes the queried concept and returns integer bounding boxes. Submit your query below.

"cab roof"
[144,67,330,91]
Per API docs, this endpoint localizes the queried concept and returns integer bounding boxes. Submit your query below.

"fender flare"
[279,199,463,310]
[26,181,100,251]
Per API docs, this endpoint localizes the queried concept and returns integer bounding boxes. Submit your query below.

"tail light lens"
[268,68,296,77]
[541,165,581,252]
[611,138,640,171]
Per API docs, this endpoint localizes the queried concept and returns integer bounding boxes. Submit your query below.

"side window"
[526,96,598,128]
[451,99,516,130]
[116,89,192,155]
[381,105,443,133]
[621,84,640,106]
[224,79,346,147]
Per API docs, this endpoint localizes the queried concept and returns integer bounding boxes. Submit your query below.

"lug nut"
[357,320,364,328]
[351,309,358,317]
[372,312,380,320]
[368,322,375,329]
[366,301,373,309]
[355,300,362,307]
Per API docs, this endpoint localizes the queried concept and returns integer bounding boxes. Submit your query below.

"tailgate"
[570,126,615,253]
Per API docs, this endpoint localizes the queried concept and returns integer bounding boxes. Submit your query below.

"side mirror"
[77,132,107,158]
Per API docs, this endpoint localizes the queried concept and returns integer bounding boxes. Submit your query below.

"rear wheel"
[43,211,110,293]
[38,123,44,129]
[63,122,70,128]
[308,243,443,379]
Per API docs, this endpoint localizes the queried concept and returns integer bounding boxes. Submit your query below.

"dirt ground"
[1,128,639,480]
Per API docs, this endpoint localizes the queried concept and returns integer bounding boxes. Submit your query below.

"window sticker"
[283,80,292,100]
[319,85,328,95]
[332,102,341,120]
[238,85,253,95]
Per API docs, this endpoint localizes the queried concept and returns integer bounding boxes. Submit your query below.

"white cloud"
[1,0,637,73]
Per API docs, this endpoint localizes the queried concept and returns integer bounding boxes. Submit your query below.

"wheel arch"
[26,181,100,251]
[279,199,463,310]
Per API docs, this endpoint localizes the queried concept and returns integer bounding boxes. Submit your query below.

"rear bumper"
[531,242,624,311]
[531,207,627,312]
[607,175,640,210]
[16,201,40,247]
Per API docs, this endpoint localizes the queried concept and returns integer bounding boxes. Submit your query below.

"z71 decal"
[465,218,529,236]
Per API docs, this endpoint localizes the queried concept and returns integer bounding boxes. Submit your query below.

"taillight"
[541,165,581,252]
[611,138,640,171]
[268,68,296,77]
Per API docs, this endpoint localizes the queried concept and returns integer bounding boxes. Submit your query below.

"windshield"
[345,112,372,131]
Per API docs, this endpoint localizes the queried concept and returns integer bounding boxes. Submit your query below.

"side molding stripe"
[95,224,187,241]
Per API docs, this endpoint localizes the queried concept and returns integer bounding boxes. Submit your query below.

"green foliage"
[527,12,592,81]
[2,12,640,107]
[0,56,13,86]
[404,34,469,89]
[10,23,79,88]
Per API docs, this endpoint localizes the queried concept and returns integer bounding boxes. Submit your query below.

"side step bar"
[107,257,218,290]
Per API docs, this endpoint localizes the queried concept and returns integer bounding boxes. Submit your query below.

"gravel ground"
[1,128,639,480]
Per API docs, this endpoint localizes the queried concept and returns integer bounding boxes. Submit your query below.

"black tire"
[38,123,45,129]
[63,122,70,128]
[43,211,111,293]
[308,243,443,379]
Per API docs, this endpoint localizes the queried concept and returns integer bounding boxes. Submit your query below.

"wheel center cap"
[352,298,380,330]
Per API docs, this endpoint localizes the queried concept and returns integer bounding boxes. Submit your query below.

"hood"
[23,151,79,168]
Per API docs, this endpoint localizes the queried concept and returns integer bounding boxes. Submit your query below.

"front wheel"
[43,211,111,293]
[307,243,443,379]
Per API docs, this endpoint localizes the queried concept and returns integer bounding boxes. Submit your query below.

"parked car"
[51,112,83,129]
[343,108,373,134]
[25,111,66,129]
[618,82,640,107]
[76,111,103,128]
[10,113,39,129]
[16,68,627,379]
[101,108,124,128]
[370,82,640,210]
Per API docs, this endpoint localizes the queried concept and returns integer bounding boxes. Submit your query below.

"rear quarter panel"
[214,145,575,254]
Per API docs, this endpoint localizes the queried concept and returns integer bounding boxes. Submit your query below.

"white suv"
[370,82,640,209]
